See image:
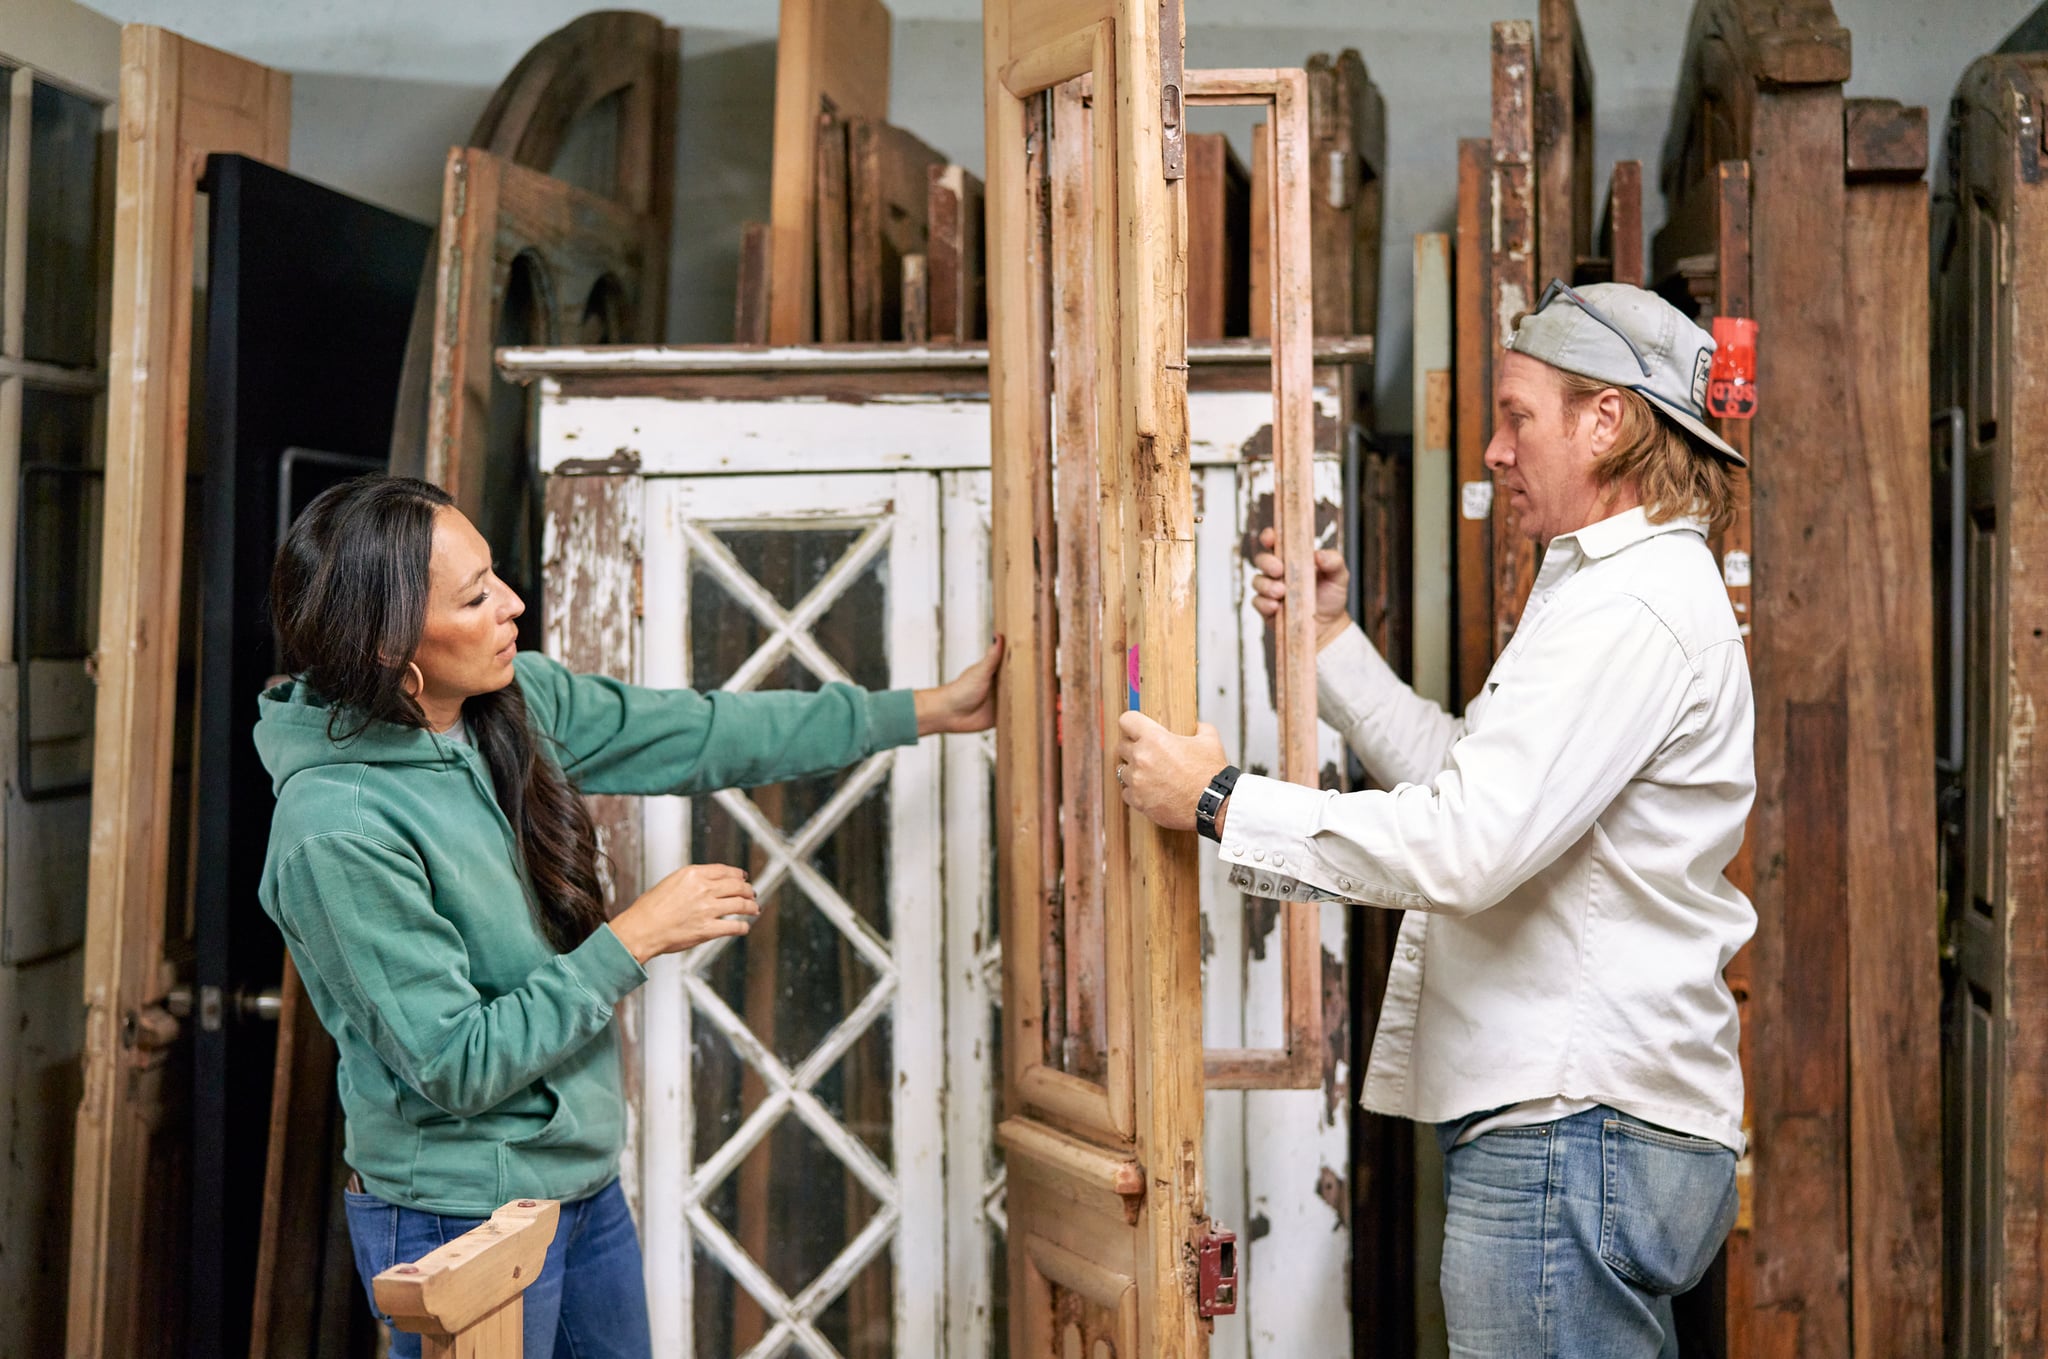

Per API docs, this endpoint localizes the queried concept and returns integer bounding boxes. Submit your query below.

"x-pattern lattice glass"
[679,514,904,1359]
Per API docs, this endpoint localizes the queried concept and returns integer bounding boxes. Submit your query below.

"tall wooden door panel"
[1934,50,2048,1359]
[984,0,1205,1345]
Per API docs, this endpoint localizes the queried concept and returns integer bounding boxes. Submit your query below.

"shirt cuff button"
[1252,850,1266,862]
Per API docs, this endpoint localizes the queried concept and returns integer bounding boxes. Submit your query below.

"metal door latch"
[1196,1229,1238,1318]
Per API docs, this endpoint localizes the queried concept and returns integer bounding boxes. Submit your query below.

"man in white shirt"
[1116,281,1755,1358]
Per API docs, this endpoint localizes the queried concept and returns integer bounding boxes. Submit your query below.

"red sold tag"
[1707,317,1758,420]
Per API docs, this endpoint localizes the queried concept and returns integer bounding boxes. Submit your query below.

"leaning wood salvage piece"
[768,0,893,341]
[1536,0,1594,290]
[815,111,853,341]
[390,11,679,476]
[1185,133,1249,341]
[68,27,289,1359]
[425,148,649,602]
[1489,20,1538,656]
[982,0,1208,1342]
[1599,160,1644,286]
[1931,48,2042,1359]
[735,221,773,344]
[848,118,947,341]
[1307,51,1387,358]
[1452,136,1493,709]
[374,1199,560,1359]
[1650,3,1939,1355]
[927,163,986,341]
[1185,68,1324,1092]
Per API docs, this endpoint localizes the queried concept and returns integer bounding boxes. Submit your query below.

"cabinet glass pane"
[25,79,104,368]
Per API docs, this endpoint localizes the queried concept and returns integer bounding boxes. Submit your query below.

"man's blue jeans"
[344,1178,652,1359]
[1438,1105,1738,1359]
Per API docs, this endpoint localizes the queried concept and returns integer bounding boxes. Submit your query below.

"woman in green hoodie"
[256,475,1000,1359]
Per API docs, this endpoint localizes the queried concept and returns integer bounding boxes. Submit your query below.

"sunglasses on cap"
[1532,278,1652,379]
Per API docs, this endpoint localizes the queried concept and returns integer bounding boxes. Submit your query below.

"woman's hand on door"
[609,864,760,963]
[914,636,1006,736]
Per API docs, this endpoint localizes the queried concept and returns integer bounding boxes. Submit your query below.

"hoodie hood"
[254,678,469,795]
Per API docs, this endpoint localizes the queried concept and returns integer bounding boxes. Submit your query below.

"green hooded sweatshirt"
[255,651,917,1216]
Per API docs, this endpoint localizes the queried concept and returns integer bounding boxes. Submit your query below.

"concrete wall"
[87,0,2045,432]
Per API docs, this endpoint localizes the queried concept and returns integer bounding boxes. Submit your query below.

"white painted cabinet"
[527,350,1354,1359]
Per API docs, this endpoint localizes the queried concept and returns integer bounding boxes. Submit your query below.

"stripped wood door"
[68,27,289,1359]
[982,0,1213,1345]
[1934,50,2048,1359]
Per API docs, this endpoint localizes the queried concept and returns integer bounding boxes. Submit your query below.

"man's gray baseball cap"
[1505,280,1747,467]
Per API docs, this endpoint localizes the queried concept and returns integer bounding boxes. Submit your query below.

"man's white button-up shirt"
[1221,507,1756,1151]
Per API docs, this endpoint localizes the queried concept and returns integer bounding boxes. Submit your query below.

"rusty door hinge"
[1196,1228,1238,1318]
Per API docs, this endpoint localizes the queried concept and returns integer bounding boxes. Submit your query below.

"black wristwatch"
[1195,765,1242,842]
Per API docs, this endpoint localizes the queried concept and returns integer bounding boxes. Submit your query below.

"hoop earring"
[402,662,425,700]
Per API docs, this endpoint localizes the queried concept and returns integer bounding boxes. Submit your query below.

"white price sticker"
[1722,550,1752,588]
[1461,480,1494,520]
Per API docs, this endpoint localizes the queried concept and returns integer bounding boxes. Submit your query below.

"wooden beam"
[1843,97,1929,182]
[848,118,946,341]
[735,222,772,344]
[374,1199,559,1347]
[927,163,986,342]
[814,112,852,343]
[1184,133,1248,341]
[766,0,892,343]
[1489,21,1537,656]
[1604,160,1644,286]
[68,27,289,1359]
[1536,0,1594,292]
[1453,137,1493,709]
[1843,154,1941,1359]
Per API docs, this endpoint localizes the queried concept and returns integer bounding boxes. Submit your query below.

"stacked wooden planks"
[1650,4,1940,1355]
[1449,0,1646,706]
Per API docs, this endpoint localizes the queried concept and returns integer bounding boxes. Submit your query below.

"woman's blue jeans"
[344,1178,653,1359]
[1438,1105,1739,1359]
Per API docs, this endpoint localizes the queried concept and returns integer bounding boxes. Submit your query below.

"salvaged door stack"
[1933,22,2048,1359]
[1649,1,1940,1355]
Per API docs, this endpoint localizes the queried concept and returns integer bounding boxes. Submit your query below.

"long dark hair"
[271,475,606,953]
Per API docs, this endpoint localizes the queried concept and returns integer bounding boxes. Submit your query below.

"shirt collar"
[1551,505,1708,562]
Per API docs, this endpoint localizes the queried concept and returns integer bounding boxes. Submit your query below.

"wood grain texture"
[1453,137,1493,710]
[734,221,772,344]
[1604,160,1644,286]
[69,27,290,1359]
[1745,81,1853,1359]
[1248,120,1271,341]
[248,958,340,1359]
[766,0,891,342]
[374,1199,558,1338]
[424,149,648,525]
[1184,133,1248,341]
[1489,21,1537,655]
[1843,167,1941,1359]
[815,112,851,342]
[848,118,947,340]
[1536,0,1594,293]
[1843,97,1929,181]
[927,163,986,342]
[390,12,678,476]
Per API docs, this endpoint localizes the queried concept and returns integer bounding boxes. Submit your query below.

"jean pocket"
[1598,1118,1737,1295]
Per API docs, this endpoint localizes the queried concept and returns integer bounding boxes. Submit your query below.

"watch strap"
[1195,765,1242,842]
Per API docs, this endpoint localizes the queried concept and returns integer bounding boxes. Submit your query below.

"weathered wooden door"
[982,0,1213,1346]
[1933,49,2048,1358]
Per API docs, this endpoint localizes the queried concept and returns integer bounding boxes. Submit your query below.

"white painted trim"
[1198,463,1252,1359]
[887,468,947,1358]
[939,470,997,1358]
[537,386,1339,477]
[500,336,1375,379]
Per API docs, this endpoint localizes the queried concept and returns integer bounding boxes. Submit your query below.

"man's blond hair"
[1555,368,1738,537]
